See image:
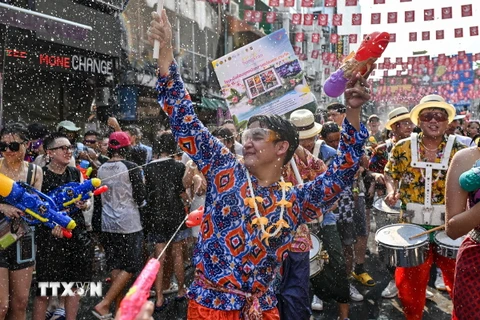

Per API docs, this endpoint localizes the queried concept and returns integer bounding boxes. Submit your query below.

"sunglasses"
[49,145,74,152]
[241,128,280,145]
[419,111,449,123]
[0,141,25,152]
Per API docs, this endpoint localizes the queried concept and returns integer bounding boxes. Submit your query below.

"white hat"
[56,120,81,132]
[410,94,456,125]
[290,109,322,139]
[385,107,411,130]
[454,114,466,120]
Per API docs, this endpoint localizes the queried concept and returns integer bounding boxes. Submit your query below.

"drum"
[434,231,465,259]
[309,234,324,277]
[373,197,401,229]
[375,223,429,267]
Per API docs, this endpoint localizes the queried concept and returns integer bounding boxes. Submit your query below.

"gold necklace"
[245,171,292,246]
[420,141,438,152]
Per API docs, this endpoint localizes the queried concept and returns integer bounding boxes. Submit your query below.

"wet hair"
[153,131,176,156]
[43,132,68,150]
[107,145,131,159]
[1,123,30,142]
[326,102,347,114]
[212,127,236,154]
[84,130,100,138]
[320,121,340,139]
[247,114,299,165]
[27,123,49,140]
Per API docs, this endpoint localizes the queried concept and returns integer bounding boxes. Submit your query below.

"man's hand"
[148,10,173,56]
[51,225,64,238]
[384,192,400,207]
[344,72,371,109]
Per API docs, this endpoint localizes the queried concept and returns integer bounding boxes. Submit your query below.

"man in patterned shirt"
[384,95,465,320]
[149,11,369,319]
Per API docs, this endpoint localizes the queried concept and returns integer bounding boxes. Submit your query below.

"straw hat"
[290,109,322,139]
[385,107,411,130]
[410,94,456,125]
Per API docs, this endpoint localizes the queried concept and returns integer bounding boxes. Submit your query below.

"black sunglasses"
[49,145,74,152]
[0,141,24,152]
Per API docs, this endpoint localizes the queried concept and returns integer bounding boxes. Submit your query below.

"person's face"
[100,138,109,155]
[125,131,137,145]
[368,118,380,132]
[446,120,459,135]
[418,108,449,138]
[327,110,345,126]
[0,134,27,162]
[223,123,238,138]
[392,119,414,140]
[61,130,77,144]
[83,134,98,150]
[467,122,480,137]
[47,137,73,166]
[28,138,44,155]
[242,121,287,171]
[324,132,340,149]
[299,136,316,153]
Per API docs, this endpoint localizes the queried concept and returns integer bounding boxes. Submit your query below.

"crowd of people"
[0,9,479,320]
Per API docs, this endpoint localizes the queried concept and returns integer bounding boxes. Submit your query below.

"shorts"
[187,300,280,320]
[353,196,368,237]
[336,219,356,246]
[101,230,143,274]
[0,238,35,271]
[35,228,94,295]
[310,224,350,303]
[147,227,190,244]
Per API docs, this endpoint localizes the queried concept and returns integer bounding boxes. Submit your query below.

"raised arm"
[300,73,369,219]
[149,10,236,177]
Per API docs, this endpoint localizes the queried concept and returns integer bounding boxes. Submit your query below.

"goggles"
[241,128,281,145]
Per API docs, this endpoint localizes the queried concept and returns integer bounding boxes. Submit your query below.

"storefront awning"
[0,3,92,41]
[200,97,228,111]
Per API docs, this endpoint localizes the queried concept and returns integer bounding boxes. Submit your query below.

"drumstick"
[409,225,445,240]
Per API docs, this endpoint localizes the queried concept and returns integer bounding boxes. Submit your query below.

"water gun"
[459,164,480,192]
[77,160,93,180]
[0,173,76,238]
[118,258,160,320]
[186,206,203,228]
[323,31,390,98]
[48,178,108,209]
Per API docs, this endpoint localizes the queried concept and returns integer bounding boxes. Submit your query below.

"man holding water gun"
[148,10,369,319]
[32,132,94,320]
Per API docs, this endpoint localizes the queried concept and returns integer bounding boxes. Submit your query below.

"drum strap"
[410,133,455,207]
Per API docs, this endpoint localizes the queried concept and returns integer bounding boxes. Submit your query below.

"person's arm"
[127,162,147,206]
[151,11,235,178]
[446,148,480,239]
[33,165,43,191]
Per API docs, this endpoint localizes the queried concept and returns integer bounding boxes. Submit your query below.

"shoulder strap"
[313,140,324,160]
[26,163,36,186]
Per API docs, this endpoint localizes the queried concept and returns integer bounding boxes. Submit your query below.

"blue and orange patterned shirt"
[156,62,368,312]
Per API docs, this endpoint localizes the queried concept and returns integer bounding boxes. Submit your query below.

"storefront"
[0,0,122,127]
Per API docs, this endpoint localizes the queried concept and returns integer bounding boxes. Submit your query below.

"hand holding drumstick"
[409,225,445,240]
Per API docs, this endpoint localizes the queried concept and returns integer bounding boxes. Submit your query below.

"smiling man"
[149,10,369,319]
[384,95,465,320]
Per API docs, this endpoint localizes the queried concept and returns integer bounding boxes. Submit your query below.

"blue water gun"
[0,173,76,238]
[48,178,108,210]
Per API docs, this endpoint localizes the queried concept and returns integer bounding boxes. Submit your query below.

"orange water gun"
[324,32,390,98]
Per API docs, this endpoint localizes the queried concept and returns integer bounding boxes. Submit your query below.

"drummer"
[384,95,465,320]
[368,107,413,299]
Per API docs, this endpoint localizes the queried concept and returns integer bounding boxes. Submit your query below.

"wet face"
[242,121,287,172]
[299,136,316,153]
[368,118,380,132]
[418,108,449,139]
[0,134,27,162]
[327,110,345,127]
[325,132,340,149]
[47,137,73,166]
[83,134,98,150]
[223,123,238,139]
[100,138,109,155]
[392,119,414,140]
[446,120,459,135]
[467,122,480,137]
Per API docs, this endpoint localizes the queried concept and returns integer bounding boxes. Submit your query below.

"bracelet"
[352,188,359,193]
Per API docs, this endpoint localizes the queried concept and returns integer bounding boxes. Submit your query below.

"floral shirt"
[369,139,395,174]
[156,62,368,312]
[385,134,465,208]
